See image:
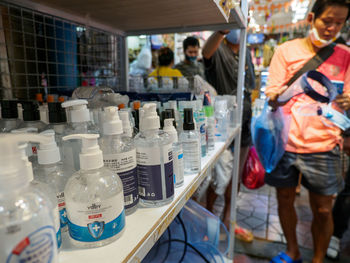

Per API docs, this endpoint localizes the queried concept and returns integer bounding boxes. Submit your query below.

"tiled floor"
[234,184,350,262]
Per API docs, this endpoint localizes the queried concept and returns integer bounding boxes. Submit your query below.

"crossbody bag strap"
[285,43,335,87]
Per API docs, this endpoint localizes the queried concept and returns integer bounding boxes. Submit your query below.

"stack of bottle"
[0,91,237,258]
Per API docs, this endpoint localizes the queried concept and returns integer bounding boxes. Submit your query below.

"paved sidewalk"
[234,185,350,262]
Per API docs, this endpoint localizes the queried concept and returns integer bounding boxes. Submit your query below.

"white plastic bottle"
[179,108,201,174]
[163,118,184,187]
[63,134,125,248]
[11,127,39,166]
[204,105,216,151]
[99,107,139,215]
[0,134,58,262]
[134,103,174,207]
[61,99,98,171]
[33,131,73,233]
[0,100,23,132]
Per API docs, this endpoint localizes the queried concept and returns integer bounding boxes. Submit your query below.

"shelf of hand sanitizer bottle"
[58,125,240,263]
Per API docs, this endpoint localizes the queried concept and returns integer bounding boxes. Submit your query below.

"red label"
[88,214,102,219]
[58,202,66,207]
[12,237,30,255]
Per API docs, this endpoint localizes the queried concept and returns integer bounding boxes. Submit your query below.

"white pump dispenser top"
[102,106,123,135]
[18,143,34,182]
[0,134,51,189]
[37,130,61,165]
[163,118,178,143]
[119,110,132,136]
[140,103,160,131]
[61,99,90,123]
[63,134,103,170]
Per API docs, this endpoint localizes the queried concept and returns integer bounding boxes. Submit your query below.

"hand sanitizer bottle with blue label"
[63,134,125,248]
[0,134,58,263]
[33,130,73,233]
[99,107,139,215]
[135,103,174,207]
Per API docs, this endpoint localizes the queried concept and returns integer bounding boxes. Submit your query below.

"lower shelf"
[59,126,240,263]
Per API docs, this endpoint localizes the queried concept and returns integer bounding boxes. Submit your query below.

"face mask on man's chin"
[309,26,340,48]
[185,55,197,62]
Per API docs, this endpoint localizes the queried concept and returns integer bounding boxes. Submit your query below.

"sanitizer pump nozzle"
[102,106,123,135]
[62,134,103,170]
[61,99,90,123]
[140,103,160,131]
[0,134,51,188]
[37,130,61,165]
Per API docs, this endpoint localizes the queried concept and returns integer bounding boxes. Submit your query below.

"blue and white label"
[6,226,57,263]
[65,193,125,243]
[57,191,68,230]
[53,206,62,249]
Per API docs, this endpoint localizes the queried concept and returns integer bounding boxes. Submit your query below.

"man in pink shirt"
[265,0,350,262]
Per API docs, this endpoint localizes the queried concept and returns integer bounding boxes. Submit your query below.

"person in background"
[265,0,350,262]
[202,29,255,242]
[175,36,205,78]
[149,47,183,78]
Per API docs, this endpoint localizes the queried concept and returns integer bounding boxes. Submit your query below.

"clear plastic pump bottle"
[0,134,58,263]
[134,103,174,207]
[99,107,139,215]
[179,108,201,174]
[63,134,125,248]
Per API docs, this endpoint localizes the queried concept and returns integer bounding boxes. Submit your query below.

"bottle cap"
[37,130,61,165]
[165,109,176,128]
[36,93,43,103]
[63,134,103,170]
[21,101,40,121]
[183,108,195,130]
[133,101,141,110]
[58,96,65,102]
[203,91,212,106]
[140,103,160,131]
[48,102,67,123]
[1,100,18,119]
[61,99,90,123]
[118,103,125,109]
[102,106,123,135]
[163,118,178,143]
[47,95,55,103]
[204,105,214,117]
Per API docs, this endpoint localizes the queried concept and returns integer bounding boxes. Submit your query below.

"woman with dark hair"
[265,0,350,262]
[149,47,183,78]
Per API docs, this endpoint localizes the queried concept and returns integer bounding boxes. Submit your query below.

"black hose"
[177,215,188,263]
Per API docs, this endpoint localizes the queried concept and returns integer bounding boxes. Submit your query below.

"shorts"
[265,146,344,195]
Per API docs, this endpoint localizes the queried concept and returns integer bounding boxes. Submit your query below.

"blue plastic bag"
[251,102,289,173]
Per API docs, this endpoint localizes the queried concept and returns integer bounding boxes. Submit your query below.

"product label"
[183,140,201,172]
[66,193,125,242]
[103,149,139,210]
[173,146,184,186]
[57,191,68,230]
[0,207,58,263]
[137,144,174,200]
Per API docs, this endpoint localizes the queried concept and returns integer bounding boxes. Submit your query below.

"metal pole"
[227,3,248,260]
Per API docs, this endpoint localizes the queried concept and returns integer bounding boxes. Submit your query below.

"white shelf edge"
[58,126,240,263]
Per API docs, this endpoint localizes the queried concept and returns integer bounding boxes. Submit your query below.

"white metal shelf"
[58,126,240,263]
[12,0,246,35]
